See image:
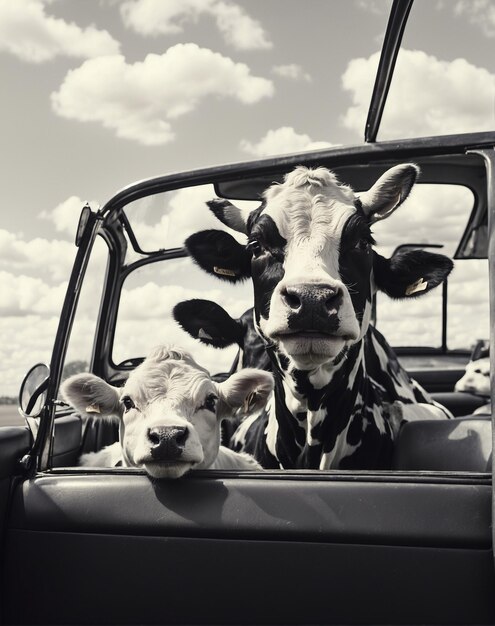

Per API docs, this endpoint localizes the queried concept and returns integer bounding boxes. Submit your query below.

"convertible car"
[1,1,494,623]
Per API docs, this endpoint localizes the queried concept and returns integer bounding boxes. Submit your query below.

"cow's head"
[61,346,273,478]
[185,165,453,370]
[173,300,271,371]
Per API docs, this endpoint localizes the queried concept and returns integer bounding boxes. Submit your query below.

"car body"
[1,1,494,623]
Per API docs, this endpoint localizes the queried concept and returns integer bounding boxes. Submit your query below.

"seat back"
[430,391,488,417]
[393,416,492,472]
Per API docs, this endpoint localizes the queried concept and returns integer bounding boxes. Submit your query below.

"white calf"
[455,357,490,397]
[455,356,491,416]
[61,345,273,478]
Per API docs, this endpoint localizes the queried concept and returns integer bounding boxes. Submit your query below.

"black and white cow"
[61,345,273,478]
[173,300,271,372]
[182,165,454,470]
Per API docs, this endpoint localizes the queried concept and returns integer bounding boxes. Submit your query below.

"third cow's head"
[186,165,453,370]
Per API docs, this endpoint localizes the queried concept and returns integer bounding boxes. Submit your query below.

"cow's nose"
[281,284,342,315]
[148,426,188,461]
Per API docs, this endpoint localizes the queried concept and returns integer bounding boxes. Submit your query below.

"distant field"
[0,405,23,427]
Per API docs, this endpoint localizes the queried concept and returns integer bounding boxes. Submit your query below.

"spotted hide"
[183,165,454,469]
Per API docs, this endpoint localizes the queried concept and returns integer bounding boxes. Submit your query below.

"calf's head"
[454,357,490,397]
[61,346,273,478]
[186,165,453,369]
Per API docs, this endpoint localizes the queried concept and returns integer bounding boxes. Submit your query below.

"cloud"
[120,0,272,50]
[342,49,495,138]
[240,126,333,157]
[0,0,120,63]
[0,229,75,282]
[272,64,311,82]
[355,0,391,15]
[113,261,254,372]
[0,315,60,396]
[112,317,240,375]
[377,259,489,350]
[0,270,67,317]
[453,0,495,37]
[124,184,253,260]
[372,184,474,258]
[51,44,274,145]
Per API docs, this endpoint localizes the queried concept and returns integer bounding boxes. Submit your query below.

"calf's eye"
[199,393,218,413]
[121,396,135,412]
[247,239,262,257]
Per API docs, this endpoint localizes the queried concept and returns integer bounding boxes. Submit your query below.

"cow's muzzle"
[281,283,343,331]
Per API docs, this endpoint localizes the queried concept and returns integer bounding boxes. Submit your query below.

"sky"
[1,0,494,398]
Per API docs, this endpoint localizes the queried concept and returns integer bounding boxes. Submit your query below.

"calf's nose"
[148,426,188,460]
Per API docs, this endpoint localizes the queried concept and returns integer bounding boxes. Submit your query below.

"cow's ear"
[173,299,245,348]
[216,369,274,419]
[207,199,249,234]
[359,164,419,223]
[373,250,453,299]
[185,230,251,283]
[60,374,122,418]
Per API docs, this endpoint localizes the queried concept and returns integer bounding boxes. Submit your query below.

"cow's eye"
[247,239,263,257]
[199,393,218,413]
[121,396,135,412]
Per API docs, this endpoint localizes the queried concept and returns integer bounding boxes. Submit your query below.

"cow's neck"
[263,330,391,469]
[267,338,366,413]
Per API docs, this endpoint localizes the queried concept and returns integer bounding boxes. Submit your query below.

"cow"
[182,164,454,470]
[173,300,271,372]
[60,345,273,478]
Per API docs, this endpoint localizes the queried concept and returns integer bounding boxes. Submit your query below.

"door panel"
[5,531,495,625]
[3,471,495,625]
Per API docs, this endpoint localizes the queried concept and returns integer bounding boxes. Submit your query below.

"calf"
[184,165,453,469]
[455,356,490,398]
[61,345,273,478]
[455,355,491,416]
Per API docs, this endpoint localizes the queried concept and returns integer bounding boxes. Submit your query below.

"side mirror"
[75,204,92,247]
[19,363,50,418]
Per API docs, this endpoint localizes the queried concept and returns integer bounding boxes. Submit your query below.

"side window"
[61,236,109,385]
[373,184,487,349]
[113,257,252,375]
[113,184,255,375]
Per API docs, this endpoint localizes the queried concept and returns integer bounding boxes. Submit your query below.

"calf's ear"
[185,229,251,283]
[359,164,419,223]
[60,373,122,419]
[216,369,274,419]
[373,250,453,299]
[173,299,245,348]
